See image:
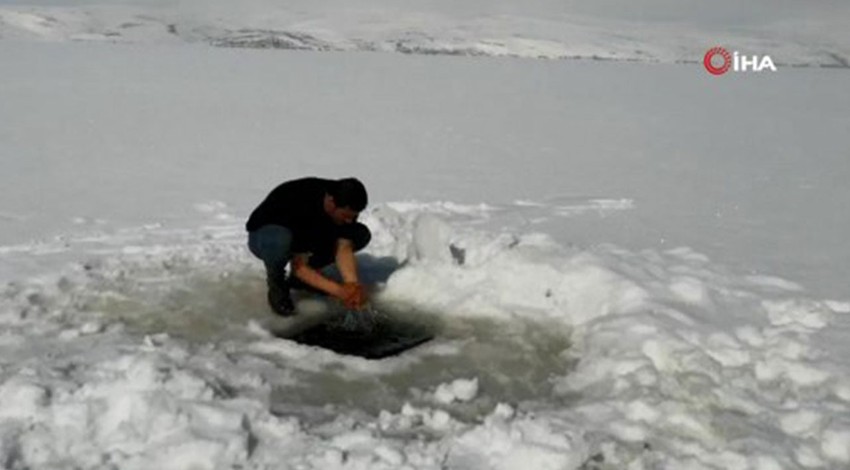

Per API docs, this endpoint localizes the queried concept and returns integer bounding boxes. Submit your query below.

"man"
[246,177,371,316]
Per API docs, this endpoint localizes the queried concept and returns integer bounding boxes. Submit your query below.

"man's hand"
[339,282,369,310]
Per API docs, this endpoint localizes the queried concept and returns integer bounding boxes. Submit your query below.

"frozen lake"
[1,42,849,469]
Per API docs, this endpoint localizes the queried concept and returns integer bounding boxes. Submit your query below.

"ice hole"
[82,265,575,421]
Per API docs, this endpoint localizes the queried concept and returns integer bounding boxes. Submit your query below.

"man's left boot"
[266,277,295,316]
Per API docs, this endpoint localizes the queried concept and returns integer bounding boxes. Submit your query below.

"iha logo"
[704,47,777,75]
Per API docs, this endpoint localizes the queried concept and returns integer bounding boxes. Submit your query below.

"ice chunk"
[0,379,49,419]
[434,378,479,404]
[822,429,850,463]
[779,410,822,437]
[408,213,453,263]
[374,445,405,465]
[668,276,710,306]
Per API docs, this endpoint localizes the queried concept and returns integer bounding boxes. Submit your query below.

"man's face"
[330,206,359,225]
[325,195,359,225]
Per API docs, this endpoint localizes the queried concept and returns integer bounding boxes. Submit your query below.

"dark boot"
[267,277,295,316]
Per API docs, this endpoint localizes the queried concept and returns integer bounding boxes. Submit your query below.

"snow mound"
[1,201,849,468]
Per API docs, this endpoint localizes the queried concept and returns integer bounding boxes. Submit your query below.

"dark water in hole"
[85,267,575,420]
[284,314,435,360]
[273,307,575,419]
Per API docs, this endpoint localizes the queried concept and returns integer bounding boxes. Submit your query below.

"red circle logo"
[704,47,732,75]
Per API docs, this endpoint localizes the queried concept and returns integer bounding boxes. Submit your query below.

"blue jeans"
[247,224,372,286]
[248,225,294,285]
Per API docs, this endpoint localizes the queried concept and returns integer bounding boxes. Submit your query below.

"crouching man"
[246,177,371,316]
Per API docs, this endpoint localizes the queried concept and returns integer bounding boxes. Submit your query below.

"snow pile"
[363,203,850,468]
[0,352,252,469]
[1,201,849,468]
[447,406,588,470]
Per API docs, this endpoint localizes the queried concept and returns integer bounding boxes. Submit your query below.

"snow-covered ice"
[1,1,850,468]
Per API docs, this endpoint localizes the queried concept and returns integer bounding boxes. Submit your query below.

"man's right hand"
[338,282,368,310]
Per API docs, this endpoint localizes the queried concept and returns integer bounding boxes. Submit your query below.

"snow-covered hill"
[1,0,849,66]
